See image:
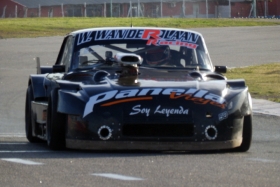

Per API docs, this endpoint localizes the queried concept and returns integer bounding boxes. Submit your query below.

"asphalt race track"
[0,26,280,187]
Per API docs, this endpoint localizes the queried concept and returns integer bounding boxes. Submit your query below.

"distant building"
[0,0,279,18]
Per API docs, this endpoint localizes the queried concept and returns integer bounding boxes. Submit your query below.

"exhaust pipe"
[98,125,112,140]
[205,125,218,140]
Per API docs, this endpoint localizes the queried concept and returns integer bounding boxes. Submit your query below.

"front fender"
[29,75,47,100]
[57,90,87,116]
[227,87,252,117]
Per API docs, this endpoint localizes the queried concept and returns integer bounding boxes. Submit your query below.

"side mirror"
[53,65,65,73]
[215,66,227,73]
[34,57,53,74]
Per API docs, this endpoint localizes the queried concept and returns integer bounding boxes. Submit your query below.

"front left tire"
[47,88,66,150]
[25,85,42,143]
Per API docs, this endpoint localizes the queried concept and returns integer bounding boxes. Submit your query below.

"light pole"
[111,0,112,17]
[206,0,208,18]
[160,0,162,18]
[253,0,256,17]
[229,0,231,18]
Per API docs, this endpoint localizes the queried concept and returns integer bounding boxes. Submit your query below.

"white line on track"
[0,133,25,137]
[91,173,144,181]
[0,143,28,145]
[0,150,51,153]
[1,158,44,165]
[247,158,277,163]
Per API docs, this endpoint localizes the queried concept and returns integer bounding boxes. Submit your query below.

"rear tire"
[47,89,66,150]
[25,85,42,143]
[234,114,252,152]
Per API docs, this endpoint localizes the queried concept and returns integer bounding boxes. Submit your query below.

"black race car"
[25,27,252,152]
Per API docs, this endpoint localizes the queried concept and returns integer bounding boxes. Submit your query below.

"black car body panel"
[25,27,252,151]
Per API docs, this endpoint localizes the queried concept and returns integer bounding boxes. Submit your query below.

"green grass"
[1,17,280,38]
[226,63,280,102]
[1,17,280,102]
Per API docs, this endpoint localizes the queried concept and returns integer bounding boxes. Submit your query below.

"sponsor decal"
[77,31,93,46]
[129,105,151,116]
[76,29,199,49]
[143,29,198,49]
[129,105,189,117]
[83,88,226,118]
[95,29,143,40]
[218,111,228,121]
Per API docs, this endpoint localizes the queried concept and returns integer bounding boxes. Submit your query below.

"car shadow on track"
[0,137,241,160]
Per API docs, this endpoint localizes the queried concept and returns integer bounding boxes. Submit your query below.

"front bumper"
[66,137,242,151]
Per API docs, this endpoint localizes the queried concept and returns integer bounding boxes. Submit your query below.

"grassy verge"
[0,17,280,38]
[226,63,280,102]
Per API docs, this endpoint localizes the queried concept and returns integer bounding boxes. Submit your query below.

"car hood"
[57,70,249,118]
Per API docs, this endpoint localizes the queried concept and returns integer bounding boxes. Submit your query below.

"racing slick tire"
[234,114,253,152]
[25,85,42,143]
[47,89,66,150]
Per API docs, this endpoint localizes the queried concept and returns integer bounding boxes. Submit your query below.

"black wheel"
[47,89,66,150]
[25,85,42,143]
[234,114,253,152]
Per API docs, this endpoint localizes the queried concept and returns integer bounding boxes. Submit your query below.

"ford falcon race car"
[25,27,252,152]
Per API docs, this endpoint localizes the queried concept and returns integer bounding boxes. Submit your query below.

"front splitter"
[66,138,242,151]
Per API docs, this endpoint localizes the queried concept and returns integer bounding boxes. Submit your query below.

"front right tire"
[234,114,253,152]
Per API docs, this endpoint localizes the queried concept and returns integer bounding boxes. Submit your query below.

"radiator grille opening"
[122,123,194,137]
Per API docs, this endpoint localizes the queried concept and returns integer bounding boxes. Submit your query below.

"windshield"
[70,28,213,71]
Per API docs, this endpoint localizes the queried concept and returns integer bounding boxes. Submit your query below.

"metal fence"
[0,0,267,19]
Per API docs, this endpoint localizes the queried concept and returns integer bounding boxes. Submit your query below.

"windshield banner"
[76,29,199,49]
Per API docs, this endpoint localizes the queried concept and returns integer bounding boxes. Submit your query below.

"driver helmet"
[145,46,171,66]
